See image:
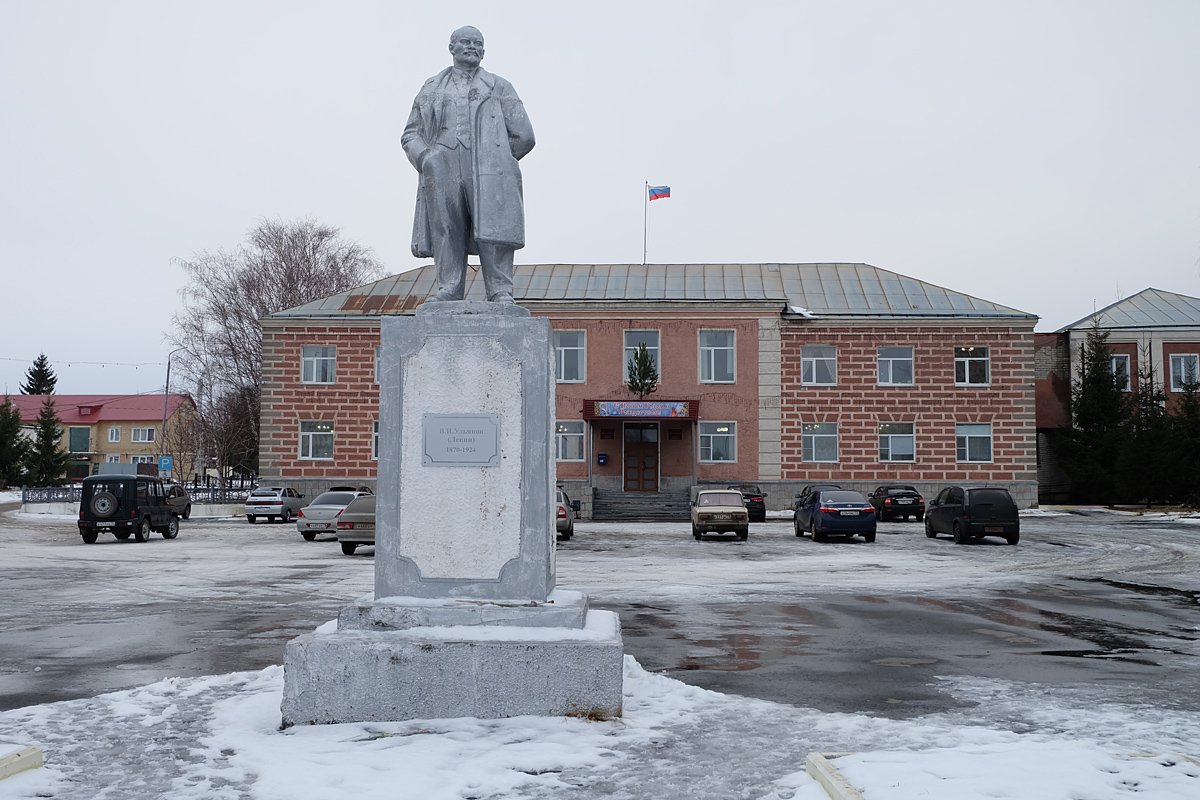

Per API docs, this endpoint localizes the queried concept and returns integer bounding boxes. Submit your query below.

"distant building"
[2,393,196,481]
[1034,288,1200,501]
[259,263,1039,512]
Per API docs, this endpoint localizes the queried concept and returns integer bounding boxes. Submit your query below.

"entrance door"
[623,422,659,492]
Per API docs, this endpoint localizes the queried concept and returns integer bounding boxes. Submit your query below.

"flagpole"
[642,180,648,266]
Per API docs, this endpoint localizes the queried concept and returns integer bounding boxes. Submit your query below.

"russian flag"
[647,185,671,201]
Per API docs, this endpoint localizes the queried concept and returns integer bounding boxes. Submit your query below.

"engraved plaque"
[422,413,501,466]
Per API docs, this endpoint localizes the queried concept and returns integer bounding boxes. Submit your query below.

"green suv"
[78,474,181,544]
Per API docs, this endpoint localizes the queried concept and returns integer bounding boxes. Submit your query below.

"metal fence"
[20,486,252,504]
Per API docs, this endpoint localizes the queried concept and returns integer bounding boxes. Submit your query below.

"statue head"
[449,26,484,70]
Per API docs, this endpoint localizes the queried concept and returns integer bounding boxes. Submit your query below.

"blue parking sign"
[158,455,173,473]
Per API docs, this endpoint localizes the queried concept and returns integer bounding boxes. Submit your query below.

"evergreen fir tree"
[1115,356,1169,506]
[24,397,69,486]
[625,344,659,399]
[0,397,29,489]
[1061,321,1128,502]
[1169,383,1200,506]
[20,353,58,395]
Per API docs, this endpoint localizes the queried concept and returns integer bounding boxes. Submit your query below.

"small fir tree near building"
[1115,351,1169,506]
[24,397,69,487]
[626,344,659,400]
[0,397,29,489]
[1062,320,1129,503]
[20,353,57,395]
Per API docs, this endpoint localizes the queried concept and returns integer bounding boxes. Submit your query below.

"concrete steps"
[591,489,691,522]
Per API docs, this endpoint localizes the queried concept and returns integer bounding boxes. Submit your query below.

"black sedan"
[727,483,767,522]
[868,485,925,522]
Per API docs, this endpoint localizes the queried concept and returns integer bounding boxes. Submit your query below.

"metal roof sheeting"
[269,263,1034,320]
[1059,288,1200,331]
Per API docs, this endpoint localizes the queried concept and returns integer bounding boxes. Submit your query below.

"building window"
[802,422,838,462]
[1110,354,1131,392]
[107,426,121,443]
[699,422,736,462]
[699,330,735,383]
[801,345,837,386]
[132,427,155,443]
[131,455,155,465]
[954,346,990,385]
[623,330,660,380]
[879,422,916,462]
[1169,354,1199,391]
[105,455,120,464]
[554,330,586,383]
[878,346,914,386]
[555,420,585,461]
[374,346,381,385]
[67,428,89,453]
[956,423,993,462]
[300,421,334,460]
[372,420,379,460]
[301,345,337,384]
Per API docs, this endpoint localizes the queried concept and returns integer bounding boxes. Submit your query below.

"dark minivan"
[925,486,1019,545]
[78,474,181,544]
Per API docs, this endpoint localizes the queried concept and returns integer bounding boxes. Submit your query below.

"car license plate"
[896,498,912,504]
[713,514,730,520]
[840,510,860,516]
[96,522,115,527]
[985,526,1003,533]
[311,523,330,529]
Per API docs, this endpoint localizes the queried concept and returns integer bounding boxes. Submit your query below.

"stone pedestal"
[282,302,623,725]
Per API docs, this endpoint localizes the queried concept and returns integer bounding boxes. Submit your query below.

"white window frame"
[131,455,155,465]
[1110,354,1131,392]
[374,346,381,385]
[1169,353,1199,391]
[802,422,838,463]
[877,346,914,386]
[954,346,990,386]
[698,329,736,384]
[105,454,120,464]
[698,421,737,463]
[555,420,586,462]
[372,420,379,460]
[623,330,661,381]
[878,422,916,462]
[553,330,587,383]
[107,426,121,443]
[299,421,334,460]
[956,423,993,463]
[301,345,337,385]
[131,427,155,443]
[801,345,837,386]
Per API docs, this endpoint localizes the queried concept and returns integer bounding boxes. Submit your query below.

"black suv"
[78,474,181,544]
[925,486,1019,545]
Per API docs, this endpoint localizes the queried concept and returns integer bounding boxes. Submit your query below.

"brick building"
[1034,288,1200,500]
[259,263,1039,511]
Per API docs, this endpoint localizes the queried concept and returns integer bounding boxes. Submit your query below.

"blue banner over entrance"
[593,400,691,418]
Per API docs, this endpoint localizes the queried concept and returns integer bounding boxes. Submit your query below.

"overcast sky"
[2,0,1198,395]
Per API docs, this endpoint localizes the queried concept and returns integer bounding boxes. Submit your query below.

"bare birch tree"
[169,218,384,459]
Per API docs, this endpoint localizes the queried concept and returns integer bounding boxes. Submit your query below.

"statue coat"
[401,67,535,259]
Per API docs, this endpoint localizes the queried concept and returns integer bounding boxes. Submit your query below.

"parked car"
[555,488,579,540]
[77,474,180,544]
[164,482,192,519]
[925,486,1020,545]
[691,489,749,540]
[335,494,376,555]
[726,483,767,522]
[795,489,876,542]
[868,484,925,522]
[792,483,842,537]
[297,490,372,541]
[244,487,307,524]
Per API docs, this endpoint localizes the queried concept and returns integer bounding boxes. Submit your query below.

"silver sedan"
[295,490,370,541]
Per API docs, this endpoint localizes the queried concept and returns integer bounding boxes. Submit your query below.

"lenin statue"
[401,26,535,304]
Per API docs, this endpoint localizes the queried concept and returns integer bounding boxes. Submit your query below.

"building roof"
[1,394,192,426]
[1058,288,1200,331]
[268,263,1035,321]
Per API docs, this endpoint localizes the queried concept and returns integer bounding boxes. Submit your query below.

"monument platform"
[281,307,623,725]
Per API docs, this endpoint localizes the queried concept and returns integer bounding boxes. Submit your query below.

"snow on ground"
[0,491,21,505]
[0,655,1196,800]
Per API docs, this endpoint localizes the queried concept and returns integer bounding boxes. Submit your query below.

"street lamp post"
[160,348,185,473]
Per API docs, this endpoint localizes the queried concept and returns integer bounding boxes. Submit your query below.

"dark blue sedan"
[795,489,877,543]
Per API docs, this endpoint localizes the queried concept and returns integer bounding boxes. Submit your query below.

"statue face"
[448,28,484,69]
